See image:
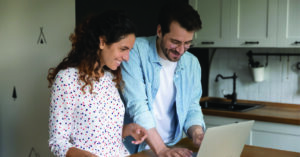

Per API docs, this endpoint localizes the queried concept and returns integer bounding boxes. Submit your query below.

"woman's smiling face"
[99,34,135,70]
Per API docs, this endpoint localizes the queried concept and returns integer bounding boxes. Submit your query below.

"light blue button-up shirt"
[121,36,205,153]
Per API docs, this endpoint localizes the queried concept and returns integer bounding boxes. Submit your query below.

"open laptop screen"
[193,120,254,157]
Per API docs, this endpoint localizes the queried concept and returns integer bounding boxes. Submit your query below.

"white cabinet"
[190,0,300,47]
[252,121,300,153]
[189,0,231,47]
[204,115,300,153]
[230,0,278,47]
[277,0,300,47]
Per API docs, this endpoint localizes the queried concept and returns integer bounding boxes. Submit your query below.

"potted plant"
[247,51,265,82]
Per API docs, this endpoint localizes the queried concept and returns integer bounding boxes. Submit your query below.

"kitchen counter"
[129,138,300,157]
[200,97,300,125]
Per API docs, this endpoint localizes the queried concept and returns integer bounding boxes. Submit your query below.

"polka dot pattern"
[49,68,128,157]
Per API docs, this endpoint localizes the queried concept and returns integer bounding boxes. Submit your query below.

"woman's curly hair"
[47,10,136,94]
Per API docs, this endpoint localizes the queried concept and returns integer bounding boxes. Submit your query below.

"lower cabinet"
[204,115,300,153]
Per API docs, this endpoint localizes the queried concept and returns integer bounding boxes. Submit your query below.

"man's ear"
[99,36,106,50]
[156,25,162,38]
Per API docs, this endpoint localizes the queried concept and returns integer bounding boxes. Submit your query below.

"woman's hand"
[123,123,148,144]
[66,147,98,157]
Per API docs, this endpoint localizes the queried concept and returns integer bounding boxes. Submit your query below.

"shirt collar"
[148,36,160,64]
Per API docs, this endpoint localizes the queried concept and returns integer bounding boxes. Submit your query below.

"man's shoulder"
[134,36,155,47]
[131,36,156,59]
[181,51,199,64]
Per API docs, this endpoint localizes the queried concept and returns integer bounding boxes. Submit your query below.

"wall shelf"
[247,50,300,68]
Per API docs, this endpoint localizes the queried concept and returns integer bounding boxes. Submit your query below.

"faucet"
[215,73,238,105]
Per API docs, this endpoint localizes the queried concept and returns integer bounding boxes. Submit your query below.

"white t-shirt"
[146,57,177,149]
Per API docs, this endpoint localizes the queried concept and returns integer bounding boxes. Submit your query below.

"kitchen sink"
[200,101,263,112]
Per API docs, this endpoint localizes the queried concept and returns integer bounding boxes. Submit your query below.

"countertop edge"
[200,97,300,125]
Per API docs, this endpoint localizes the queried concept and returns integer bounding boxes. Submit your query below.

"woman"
[47,11,147,157]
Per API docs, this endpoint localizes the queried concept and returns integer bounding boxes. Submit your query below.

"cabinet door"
[204,115,300,153]
[277,0,300,47]
[189,0,231,47]
[252,121,300,153]
[230,0,278,47]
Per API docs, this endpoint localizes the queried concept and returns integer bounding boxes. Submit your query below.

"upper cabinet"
[230,0,277,47]
[189,0,231,47]
[277,0,300,47]
[190,0,300,48]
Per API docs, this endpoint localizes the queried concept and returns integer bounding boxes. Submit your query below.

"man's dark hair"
[158,1,202,36]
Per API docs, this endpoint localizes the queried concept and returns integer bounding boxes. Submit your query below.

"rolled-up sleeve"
[183,57,206,134]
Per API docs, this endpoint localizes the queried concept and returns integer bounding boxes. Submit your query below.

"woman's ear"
[99,36,106,50]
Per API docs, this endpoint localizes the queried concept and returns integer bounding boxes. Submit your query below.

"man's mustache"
[170,49,180,55]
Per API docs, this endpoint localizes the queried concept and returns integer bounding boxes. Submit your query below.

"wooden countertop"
[200,97,300,125]
[129,138,300,157]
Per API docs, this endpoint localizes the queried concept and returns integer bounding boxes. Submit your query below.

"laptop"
[193,120,254,157]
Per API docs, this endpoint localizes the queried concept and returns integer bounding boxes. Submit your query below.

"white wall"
[0,0,75,156]
[209,48,300,104]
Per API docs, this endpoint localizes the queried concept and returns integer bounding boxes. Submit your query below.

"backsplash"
[208,48,300,105]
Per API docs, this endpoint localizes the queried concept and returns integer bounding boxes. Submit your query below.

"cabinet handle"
[245,41,259,45]
[201,41,215,45]
[294,41,300,44]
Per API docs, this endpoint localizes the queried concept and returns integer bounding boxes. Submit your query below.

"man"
[121,2,205,156]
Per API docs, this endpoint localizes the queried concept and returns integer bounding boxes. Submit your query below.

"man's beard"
[162,48,180,62]
[160,40,180,62]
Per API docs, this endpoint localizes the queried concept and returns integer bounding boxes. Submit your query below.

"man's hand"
[143,128,193,157]
[122,123,148,144]
[157,147,193,157]
[187,125,204,147]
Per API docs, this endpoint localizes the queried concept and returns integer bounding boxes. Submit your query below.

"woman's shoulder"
[103,71,114,81]
[51,68,80,91]
[55,67,79,81]
[102,71,117,86]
